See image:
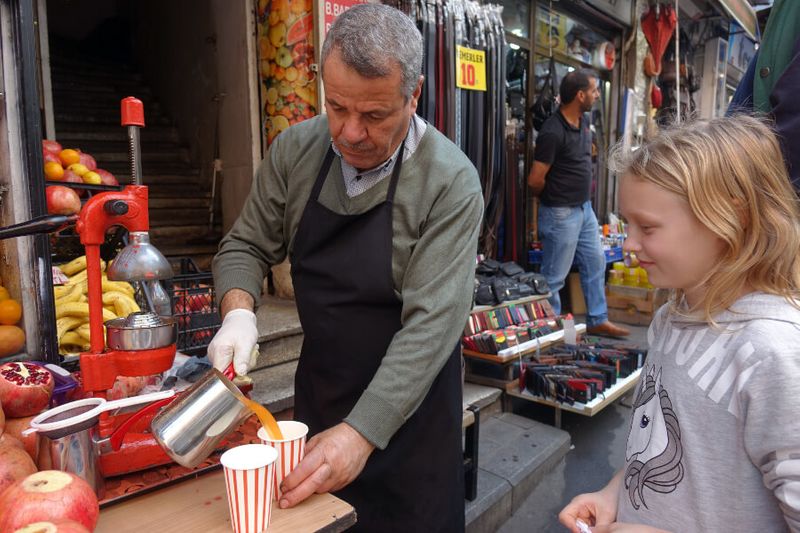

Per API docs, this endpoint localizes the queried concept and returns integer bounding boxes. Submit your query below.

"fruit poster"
[257,0,318,147]
[320,0,371,40]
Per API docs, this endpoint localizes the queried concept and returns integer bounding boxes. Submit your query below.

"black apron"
[290,144,465,532]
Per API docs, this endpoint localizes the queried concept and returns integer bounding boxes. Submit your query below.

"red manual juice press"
[75,97,180,476]
[0,97,181,477]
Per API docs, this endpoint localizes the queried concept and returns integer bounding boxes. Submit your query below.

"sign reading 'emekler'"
[456,45,487,91]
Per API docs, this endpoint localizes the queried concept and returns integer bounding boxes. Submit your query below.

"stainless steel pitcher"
[150,369,252,468]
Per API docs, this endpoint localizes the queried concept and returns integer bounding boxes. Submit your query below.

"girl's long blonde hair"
[611,115,800,320]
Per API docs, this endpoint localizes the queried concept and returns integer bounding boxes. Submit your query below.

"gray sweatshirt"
[617,293,800,532]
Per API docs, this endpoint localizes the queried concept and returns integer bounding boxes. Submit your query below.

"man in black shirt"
[528,69,629,338]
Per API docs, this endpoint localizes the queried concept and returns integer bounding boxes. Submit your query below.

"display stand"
[464,324,587,387]
[463,293,582,387]
[504,368,641,428]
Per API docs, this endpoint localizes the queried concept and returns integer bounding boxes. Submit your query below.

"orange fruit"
[0,287,9,301]
[58,149,81,166]
[0,299,22,325]
[44,161,64,180]
[0,325,25,357]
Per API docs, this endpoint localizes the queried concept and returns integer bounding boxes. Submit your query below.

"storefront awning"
[711,0,758,41]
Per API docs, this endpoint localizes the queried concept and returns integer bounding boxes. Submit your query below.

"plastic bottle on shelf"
[563,313,577,345]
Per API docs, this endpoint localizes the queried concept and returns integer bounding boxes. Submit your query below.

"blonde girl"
[559,115,800,533]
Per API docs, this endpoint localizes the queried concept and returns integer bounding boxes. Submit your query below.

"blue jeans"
[538,201,608,327]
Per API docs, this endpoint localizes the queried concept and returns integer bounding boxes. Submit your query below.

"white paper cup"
[257,420,308,500]
[220,444,279,533]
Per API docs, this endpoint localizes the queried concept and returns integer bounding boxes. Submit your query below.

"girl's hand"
[558,489,618,533]
[590,523,671,533]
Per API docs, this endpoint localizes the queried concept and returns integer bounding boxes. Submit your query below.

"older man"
[209,4,482,531]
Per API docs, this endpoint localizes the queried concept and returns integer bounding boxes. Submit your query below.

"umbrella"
[641,3,676,75]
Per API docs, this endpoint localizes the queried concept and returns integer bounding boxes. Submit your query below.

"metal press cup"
[150,368,252,468]
[257,420,308,500]
[221,444,279,533]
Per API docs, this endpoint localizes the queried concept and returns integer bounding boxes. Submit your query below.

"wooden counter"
[97,469,356,532]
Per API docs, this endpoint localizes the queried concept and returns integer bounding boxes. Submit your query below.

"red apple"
[42,140,62,155]
[0,471,99,531]
[45,186,81,216]
[77,152,97,171]
[94,168,119,187]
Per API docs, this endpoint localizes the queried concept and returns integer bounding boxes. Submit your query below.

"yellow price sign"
[456,45,487,91]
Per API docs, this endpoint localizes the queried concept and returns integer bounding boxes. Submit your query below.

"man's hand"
[278,423,375,509]
[207,308,258,375]
[527,160,551,196]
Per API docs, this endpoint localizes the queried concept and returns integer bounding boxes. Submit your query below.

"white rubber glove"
[207,309,259,376]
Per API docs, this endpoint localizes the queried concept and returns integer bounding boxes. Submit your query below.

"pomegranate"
[77,152,96,171]
[0,399,5,433]
[36,436,52,470]
[95,168,119,187]
[0,471,99,531]
[42,140,62,155]
[15,520,90,533]
[60,170,86,198]
[0,362,54,417]
[5,415,40,461]
[43,151,61,165]
[0,443,37,494]
[0,432,25,449]
[45,186,82,216]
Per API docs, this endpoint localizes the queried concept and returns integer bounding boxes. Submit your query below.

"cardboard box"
[568,272,587,315]
[605,285,669,325]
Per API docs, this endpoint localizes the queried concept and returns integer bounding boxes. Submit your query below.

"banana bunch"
[54,255,140,353]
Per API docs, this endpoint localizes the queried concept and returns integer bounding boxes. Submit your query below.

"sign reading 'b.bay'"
[456,45,487,91]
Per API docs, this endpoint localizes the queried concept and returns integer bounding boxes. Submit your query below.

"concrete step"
[54,96,162,114]
[245,296,303,413]
[62,141,186,155]
[50,69,143,85]
[465,413,571,532]
[80,149,190,164]
[101,163,200,177]
[150,224,221,242]
[254,295,303,369]
[149,197,210,209]
[54,111,170,126]
[150,208,210,225]
[248,359,298,415]
[56,124,180,143]
[52,80,152,95]
[147,187,212,199]
[463,382,503,423]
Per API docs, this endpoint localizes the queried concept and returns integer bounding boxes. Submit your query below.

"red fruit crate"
[165,259,221,356]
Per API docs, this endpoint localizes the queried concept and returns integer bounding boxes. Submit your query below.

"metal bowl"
[106,312,178,351]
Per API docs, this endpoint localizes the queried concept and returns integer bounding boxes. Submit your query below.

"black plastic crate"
[165,259,221,356]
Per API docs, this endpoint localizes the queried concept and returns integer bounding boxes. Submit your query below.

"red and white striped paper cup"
[220,444,279,533]
[257,420,309,501]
